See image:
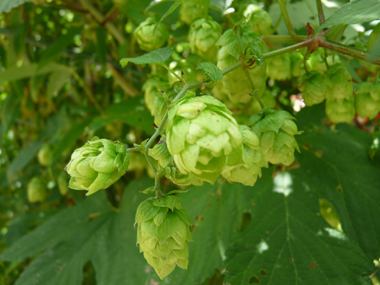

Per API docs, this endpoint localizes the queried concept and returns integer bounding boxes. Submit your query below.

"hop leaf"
[355,82,380,119]
[135,196,193,279]
[300,71,331,106]
[65,137,130,196]
[134,18,169,52]
[27,177,47,203]
[166,94,242,184]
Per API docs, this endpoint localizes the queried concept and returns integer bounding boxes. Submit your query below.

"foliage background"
[0,0,379,284]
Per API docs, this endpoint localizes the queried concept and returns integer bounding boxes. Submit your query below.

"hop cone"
[37,144,53,166]
[325,63,353,102]
[188,17,221,61]
[355,82,380,119]
[244,4,272,35]
[266,53,292,81]
[307,48,340,73]
[27,177,47,203]
[300,71,331,106]
[143,75,171,114]
[290,52,304,78]
[58,172,69,196]
[136,195,193,279]
[179,0,198,25]
[326,97,355,124]
[250,110,301,166]
[217,25,267,103]
[166,94,242,184]
[222,125,267,186]
[134,18,168,51]
[65,137,130,195]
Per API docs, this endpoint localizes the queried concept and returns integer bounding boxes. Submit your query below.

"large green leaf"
[224,167,374,285]
[317,0,380,32]
[0,0,31,14]
[120,47,173,67]
[0,178,154,285]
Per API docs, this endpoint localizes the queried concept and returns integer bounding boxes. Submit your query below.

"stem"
[277,0,303,42]
[162,64,183,83]
[263,40,312,59]
[262,35,307,44]
[316,0,325,25]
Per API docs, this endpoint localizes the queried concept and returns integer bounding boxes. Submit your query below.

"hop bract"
[217,25,267,103]
[222,125,268,186]
[355,82,380,119]
[134,18,168,51]
[27,177,47,203]
[136,195,193,279]
[65,137,130,196]
[188,17,222,61]
[301,71,331,106]
[250,110,301,166]
[166,94,242,184]
[37,144,53,166]
[244,4,272,35]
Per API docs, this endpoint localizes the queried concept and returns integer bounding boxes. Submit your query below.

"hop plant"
[166,94,242,184]
[143,75,171,114]
[324,63,353,102]
[57,172,69,196]
[179,0,198,25]
[65,137,130,195]
[188,16,222,61]
[266,53,292,81]
[326,97,355,124]
[135,195,193,279]
[250,109,301,166]
[217,25,267,103]
[37,144,53,166]
[244,4,273,35]
[222,125,267,186]
[134,18,168,52]
[355,82,380,119]
[27,177,47,203]
[300,71,331,106]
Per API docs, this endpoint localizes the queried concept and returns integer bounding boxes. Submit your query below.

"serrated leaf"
[196,62,223,82]
[316,0,380,33]
[0,0,31,14]
[119,47,173,67]
[156,0,184,27]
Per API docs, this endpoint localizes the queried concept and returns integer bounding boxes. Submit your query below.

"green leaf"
[156,0,184,27]
[316,0,380,32]
[224,168,374,285]
[196,62,223,82]
[46,69,71,100]
[96,27,107,64]
[38,26,83,69]
[0,178,154,285]
[119,47,173,67]
[0,0,31,14]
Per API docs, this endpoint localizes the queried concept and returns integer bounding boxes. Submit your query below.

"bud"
[326,97,355,124]
[134,18,169,52]
[250,110,301,166]
[57,172,69,196]
[179,0,198,25]
[217,25,267,103]
[143,75,171,114]
[188,17,222,61]
[27,177,47,203]
[166,94,242,184]
[37,144,53,166]
[222,125,267,186]
[266,53,292,81]
[300,71,331,106]
[65,137,130,196]
[136,196,193,279]
[355,82,380,119]
[324,63,353,102]
[244,4,273,35]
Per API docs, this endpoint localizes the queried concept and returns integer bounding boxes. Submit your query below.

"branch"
[316,0,325,25]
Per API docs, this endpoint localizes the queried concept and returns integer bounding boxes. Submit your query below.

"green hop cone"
[307,48,340,73]
[179,0,198,25]
[27,177,47,203]
[166,94,242,184]
[266,53,292,81]
[300,71,331,106]
[188,16,222,61]
[57,172,69,196]
[250,109,301,166]
[65,137,130,196]
[217,25,267,103]
[134,17,168,52]
[222,125,268,186]
[136,195,193,279]
[355,82,380,119]
[37,144,53,166]
[325,63,353,102]
[326,97,355,124]
[244,4,273,35]
[290,52,304,78]
[143,75,171,114]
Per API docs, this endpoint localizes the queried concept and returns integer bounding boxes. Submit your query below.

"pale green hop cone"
[27,177,47,203]
[326,97,355,124]
[166,94,242,184]
[37,144,53,166]
[250,109,302,166]
[355,82,380,119]
[266,53,292,81]
[244,4,272,35]
[134,17,168,52]
[179,0,198,25]
[188,16,222,61]
[306,48,340,74]
[222,125,268,186]
[136,195,193,279]
[65,137,130,195]
[143,75,171,114]
[300,71,331,106]
[325,63,353,102]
